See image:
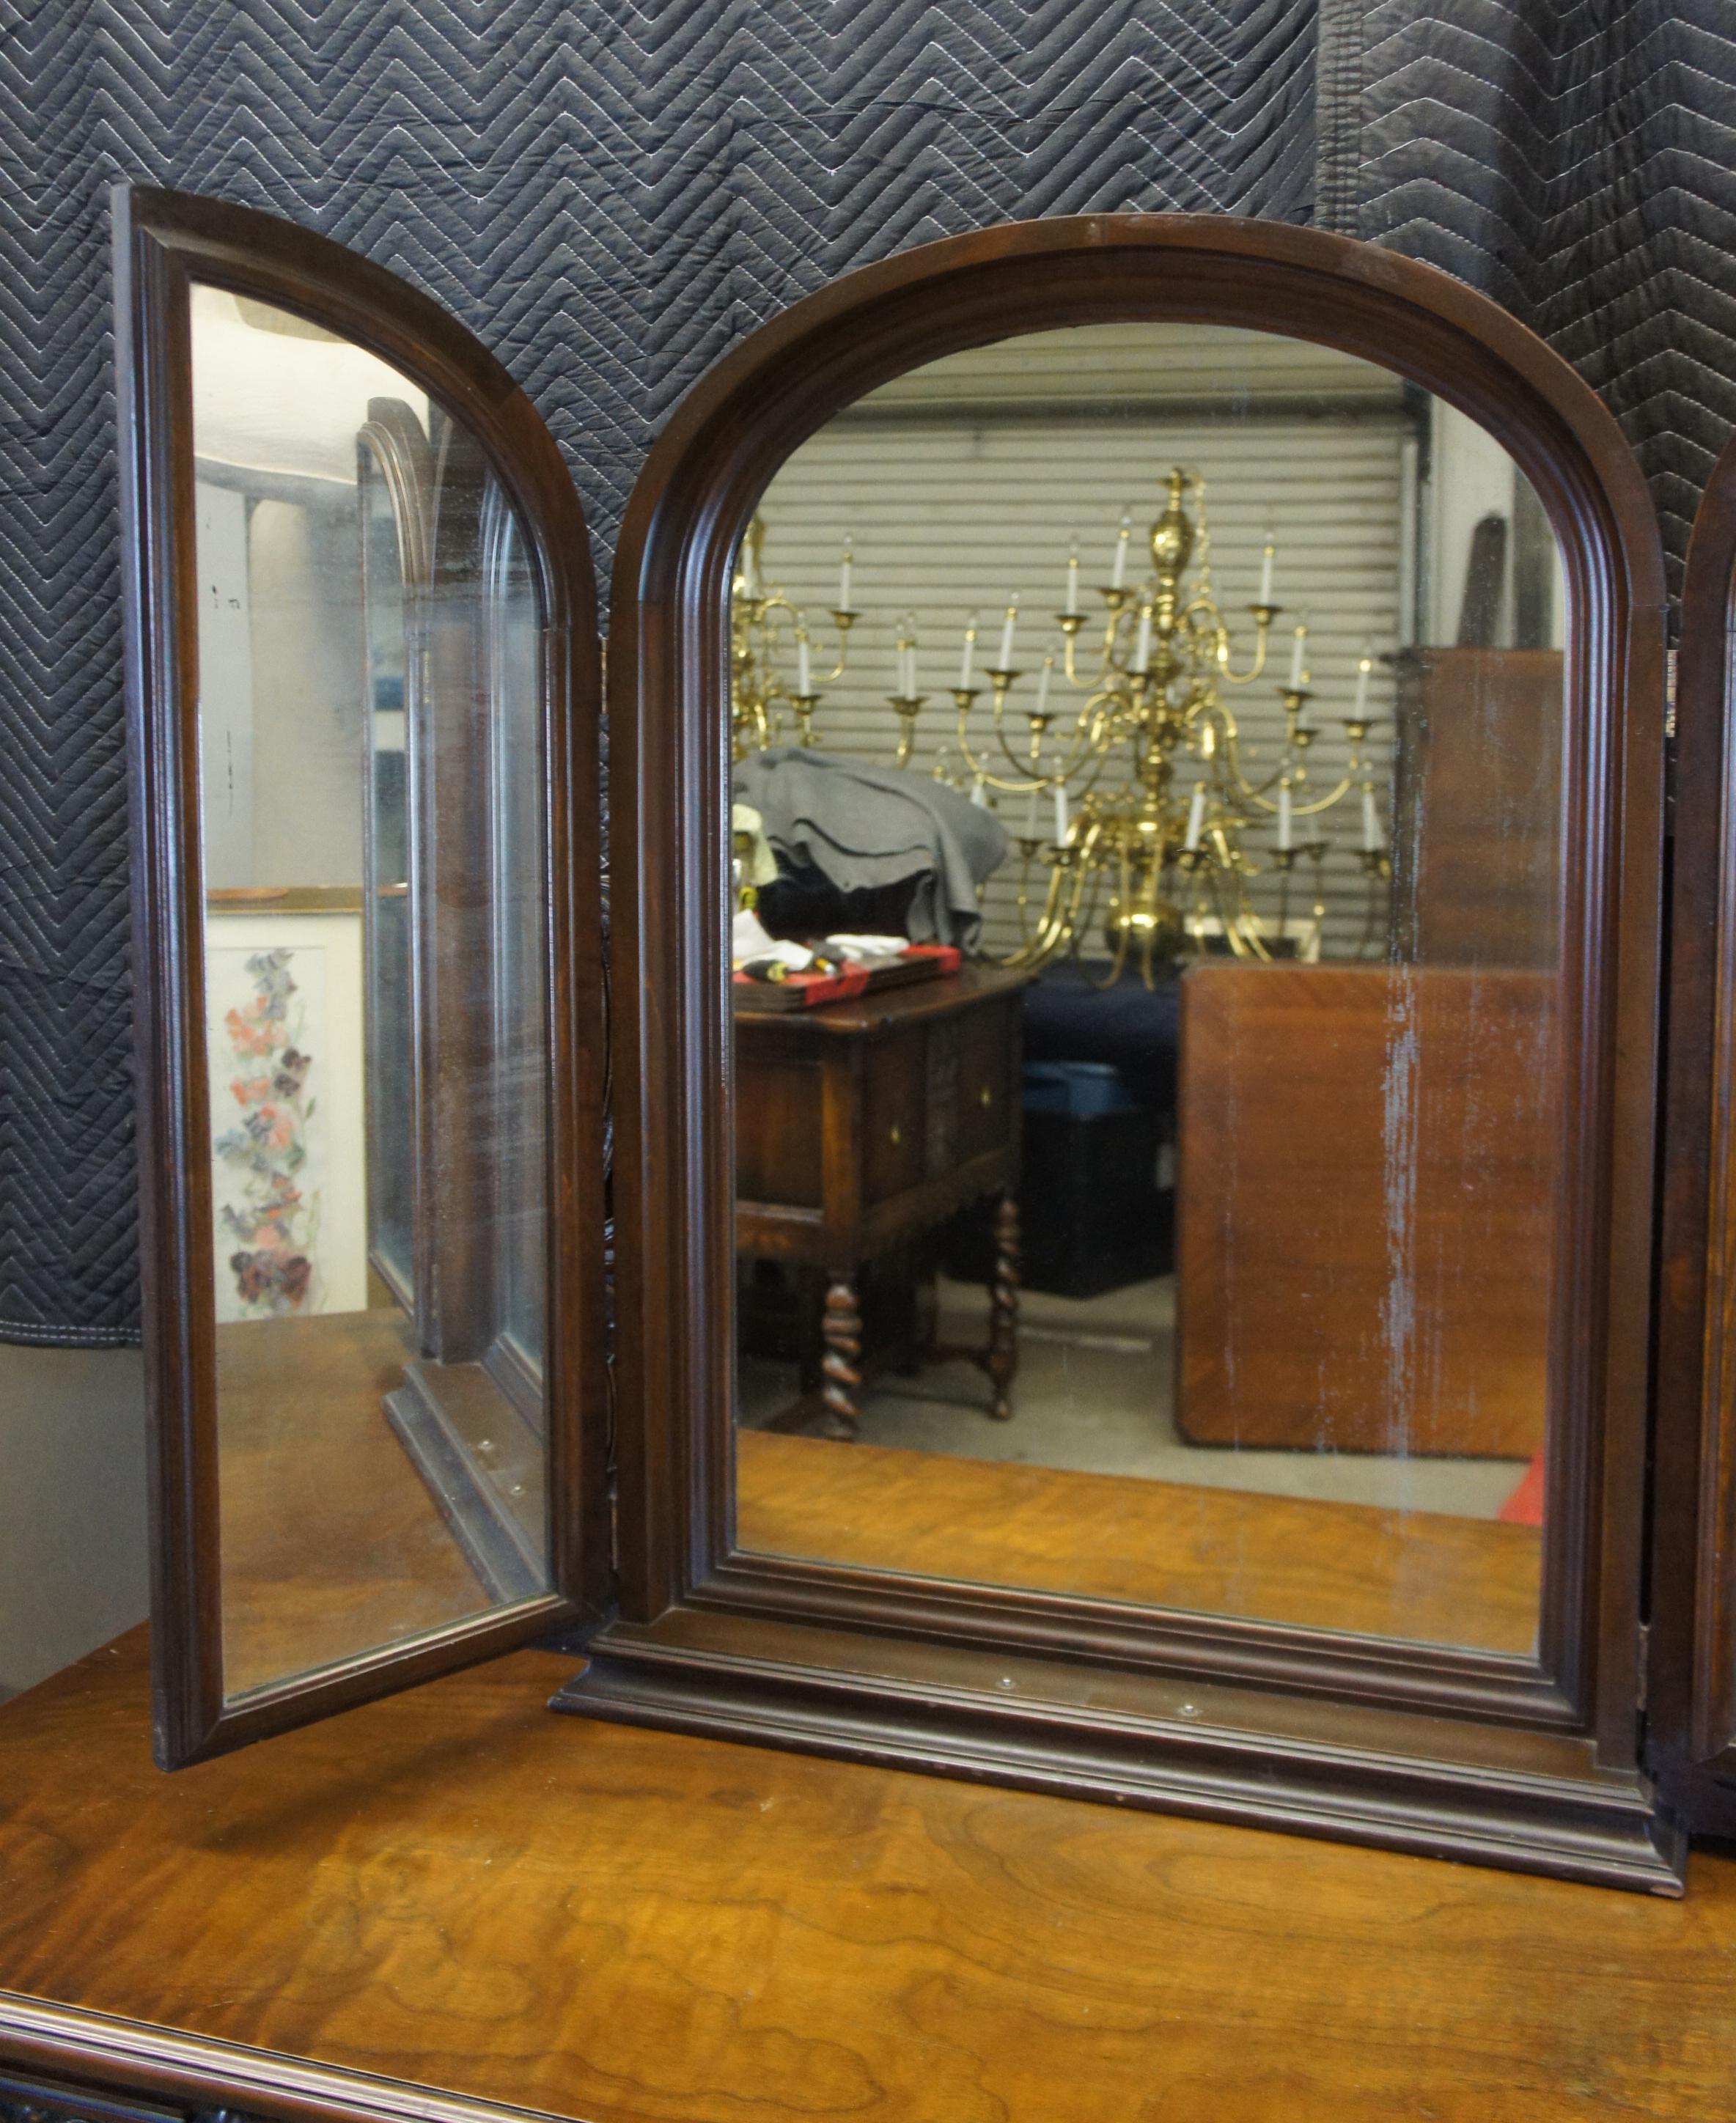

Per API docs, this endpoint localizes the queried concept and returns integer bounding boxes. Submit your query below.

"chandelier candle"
[1259,530,1276,607]
[959,614,978,689]
[1066,540,1081,616]
[838,540,853,613]
[998,598,1019,671]
[1362,786,1381,851]
[1289,622,1308,691]
[1111,509,1132,590]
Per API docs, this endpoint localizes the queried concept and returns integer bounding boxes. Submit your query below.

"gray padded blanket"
[735,747,1010,949]
[1,0,1729,1342]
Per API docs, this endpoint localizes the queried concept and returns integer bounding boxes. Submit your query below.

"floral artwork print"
[212,946,322,1318]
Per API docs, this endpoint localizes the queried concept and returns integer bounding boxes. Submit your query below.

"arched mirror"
[117,191,608,1767]
[567,218,1675,1892]
[723,320,1567,1657]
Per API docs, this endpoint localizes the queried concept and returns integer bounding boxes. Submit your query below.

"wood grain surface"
[1177,962,1555,1460]
[215,1311,493,1697]
[737,1430,1542,1652]
[2,1629,1735,2123]
[1390,647,1567,969]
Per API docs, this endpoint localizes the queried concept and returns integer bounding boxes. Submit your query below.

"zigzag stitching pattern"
[0,0,1316,1341]
[1356,0,1736,605]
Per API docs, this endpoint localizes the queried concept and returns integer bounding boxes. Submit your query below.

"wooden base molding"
[553,1614,1685,1896]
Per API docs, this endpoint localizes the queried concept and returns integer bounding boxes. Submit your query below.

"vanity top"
[1,1627,1734,2123]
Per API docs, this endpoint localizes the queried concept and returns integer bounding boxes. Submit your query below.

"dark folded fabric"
[733,748,1009,949]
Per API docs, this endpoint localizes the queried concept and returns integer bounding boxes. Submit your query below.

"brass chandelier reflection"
[730,474,1391,983]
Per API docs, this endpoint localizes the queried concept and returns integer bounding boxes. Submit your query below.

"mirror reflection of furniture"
[735,1427,1542,1649]
[1175,963,1553,1461]
[734,968,1028,1435]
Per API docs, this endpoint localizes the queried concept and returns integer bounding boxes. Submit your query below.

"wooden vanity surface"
[3,1628,1736,2123]
[738,1430,1542,1651]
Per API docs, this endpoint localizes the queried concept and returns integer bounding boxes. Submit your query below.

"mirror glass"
[729,321,1564,1655]
[191,285,553,1702]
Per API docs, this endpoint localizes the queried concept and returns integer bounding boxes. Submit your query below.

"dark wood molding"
[112,185,610,1770]
[579,212,1671,1881]
[0,2000,565,2123]
[563,1613,1684,1894]
[1652,430,1736,1836]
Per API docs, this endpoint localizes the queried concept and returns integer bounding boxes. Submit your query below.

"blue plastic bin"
[1020,1059,1138,1119]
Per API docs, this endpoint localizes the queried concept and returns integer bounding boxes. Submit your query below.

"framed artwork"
[204,907,366,1321]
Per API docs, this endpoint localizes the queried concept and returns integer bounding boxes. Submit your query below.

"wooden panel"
[954,998,1017,1163]
[2,1631,1735,2122]
[1177,963,1553,1458]
[732,1054,822,1207]
[1391,646,1564,966]
[1652,430,1736,1835]
[738,1430,1540,1651]
[861,1029,924,1204]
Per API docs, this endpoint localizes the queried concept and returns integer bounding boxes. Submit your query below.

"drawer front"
[0,2069,240,2123]
[954,1003,1018,1164]
[862,1033,925,1205]
[735,1054,823,1207]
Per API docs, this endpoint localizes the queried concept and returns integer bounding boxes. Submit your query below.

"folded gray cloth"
[733,747,1009,948]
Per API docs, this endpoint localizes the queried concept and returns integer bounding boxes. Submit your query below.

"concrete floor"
[740,1273,1528,1521]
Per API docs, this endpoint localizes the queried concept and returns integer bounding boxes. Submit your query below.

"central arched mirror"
[567,217,1670,1892]
[725,319,1567,1658]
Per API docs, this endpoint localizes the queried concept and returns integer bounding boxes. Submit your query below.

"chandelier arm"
[1063,606,1131,691]
[1356,872,1383,961]
[1205,865,1257,960]
[952,718,1048,795]
[1086,845,1133,988]
[958,692,1108,790]
[820,611,855,684]
[1217,619,1274,685]
[1006,847,1070,965]
[1292,770,1361,817]
[1191,707,1286,809]
[1034,830,1100,967]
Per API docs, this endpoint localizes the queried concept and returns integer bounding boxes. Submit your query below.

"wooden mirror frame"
[1653,431,1736,1838]
[562,214,1678,1890]
[115,187,610,1768]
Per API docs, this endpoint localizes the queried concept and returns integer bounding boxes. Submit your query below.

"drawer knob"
[889,1123,902,1145]
[979,1086,993,1108]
